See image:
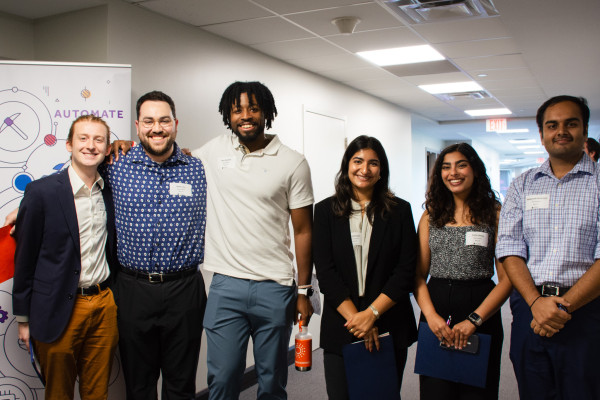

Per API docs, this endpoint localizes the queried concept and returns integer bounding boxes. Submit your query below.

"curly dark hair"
[332,135,396,223]
[218,81,277,130]
[426,142,499,229]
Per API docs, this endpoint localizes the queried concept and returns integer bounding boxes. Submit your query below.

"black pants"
[114,270,206,400]
[419,278,503,400]
[323,346,407,400]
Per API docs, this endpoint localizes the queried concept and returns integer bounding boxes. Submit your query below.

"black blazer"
[314,196,418,355]
[12,168,118,343]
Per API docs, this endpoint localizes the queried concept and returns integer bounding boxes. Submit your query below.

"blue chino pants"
[204,273,296,400]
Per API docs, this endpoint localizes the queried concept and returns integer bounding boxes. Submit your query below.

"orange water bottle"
[295,320,312,371]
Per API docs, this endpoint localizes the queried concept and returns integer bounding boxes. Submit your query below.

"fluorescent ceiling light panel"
[509,139,535,144]
[419,81,482,94]
[524,151,545,155]
[464,108,512,117]
[497,128,530,134]
[357,45,444,67]
[500,159,518,164]
[516,145,542,150]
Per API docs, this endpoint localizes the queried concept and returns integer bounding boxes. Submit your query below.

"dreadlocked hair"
[218,81,278,130]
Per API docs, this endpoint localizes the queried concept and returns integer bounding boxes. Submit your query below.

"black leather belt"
[536,284,570,297]
[78,279,110,296]
[120,266,196,283]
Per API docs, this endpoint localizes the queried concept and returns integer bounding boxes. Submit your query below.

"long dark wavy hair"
[426,142,499,228]
[332,135,396,222]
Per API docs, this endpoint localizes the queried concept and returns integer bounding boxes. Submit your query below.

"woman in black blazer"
[314,135,418,400]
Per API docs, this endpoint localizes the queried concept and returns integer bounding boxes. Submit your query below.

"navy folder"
[342,333,400,400]
[414,321,491,388]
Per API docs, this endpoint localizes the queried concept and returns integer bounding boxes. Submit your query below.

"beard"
[139,135,175,158]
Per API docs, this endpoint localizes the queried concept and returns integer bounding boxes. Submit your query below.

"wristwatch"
[298,287,314,297]
[468,312,483,327]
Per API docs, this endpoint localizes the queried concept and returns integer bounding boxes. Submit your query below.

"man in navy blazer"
[12,115,119,400]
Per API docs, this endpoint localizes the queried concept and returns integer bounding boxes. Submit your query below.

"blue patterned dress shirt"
[101,143,207,273]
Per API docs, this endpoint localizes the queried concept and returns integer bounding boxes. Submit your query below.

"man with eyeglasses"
[102,91,207,399]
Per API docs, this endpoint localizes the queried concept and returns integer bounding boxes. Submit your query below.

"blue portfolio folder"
[342,333,400,400]
[414,321,491,388]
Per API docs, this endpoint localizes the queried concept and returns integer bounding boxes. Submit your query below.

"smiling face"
[540,100,587,163]
[441,151,474,198]
[348,148,381,200]
[66,120,109,172]
[135,100,178,163]
[229,92,265,145]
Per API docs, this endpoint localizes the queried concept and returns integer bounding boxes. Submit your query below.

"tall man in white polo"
[193,81,314,400]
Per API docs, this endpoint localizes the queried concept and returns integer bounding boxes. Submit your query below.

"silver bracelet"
[369,304,380,320]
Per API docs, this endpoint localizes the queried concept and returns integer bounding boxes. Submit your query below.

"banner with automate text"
[0,61,131,399]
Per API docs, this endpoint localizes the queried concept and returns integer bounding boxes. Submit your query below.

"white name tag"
[169,182,192,197]
[465,231,488,247]
[351,232,362,246]
[218,157,234,169]
[526,194,550,210]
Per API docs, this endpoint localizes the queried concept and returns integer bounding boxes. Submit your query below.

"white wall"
[472,139,501,195]
[3,1,415,395]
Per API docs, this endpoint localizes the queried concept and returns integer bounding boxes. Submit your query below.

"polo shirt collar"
[230,133,281,156]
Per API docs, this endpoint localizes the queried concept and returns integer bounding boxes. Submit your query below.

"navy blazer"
[12,168,118,343]
[313,196,418,355]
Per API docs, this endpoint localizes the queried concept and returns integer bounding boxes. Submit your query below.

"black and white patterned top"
[429,225,495,280]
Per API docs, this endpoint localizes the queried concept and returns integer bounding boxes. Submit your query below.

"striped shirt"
[496,154,600,286]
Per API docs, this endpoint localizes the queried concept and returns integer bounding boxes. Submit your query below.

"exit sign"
[486,118,507,132]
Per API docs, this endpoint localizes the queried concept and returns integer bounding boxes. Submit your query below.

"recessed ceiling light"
[509,139,536,144]
[465,108,512,117]
[497,128,529,134]
[500,159,518,164]
[357,45,444,66]
[477,73,488,77]
[517,145,541,150]
[419,81,482,94]
[524,151,545,155]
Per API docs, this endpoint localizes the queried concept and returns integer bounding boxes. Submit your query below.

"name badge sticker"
[525,194,550,210]
[169,182,192,197]
[351,232,362,246]
[465,231,489,247]
[218,157,235,169]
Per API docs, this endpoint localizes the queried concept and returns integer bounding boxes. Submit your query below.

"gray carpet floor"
[240,299,518,399]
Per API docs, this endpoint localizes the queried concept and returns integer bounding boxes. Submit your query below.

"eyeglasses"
[140,118,173,129]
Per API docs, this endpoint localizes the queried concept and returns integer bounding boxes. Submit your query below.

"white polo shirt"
[193,134,313,286]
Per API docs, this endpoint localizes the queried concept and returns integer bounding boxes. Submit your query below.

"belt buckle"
[541,284,559,297]
[148,273,164,283]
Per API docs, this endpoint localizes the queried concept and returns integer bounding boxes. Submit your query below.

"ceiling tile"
[436,38,520,59]
[201,17,313,45]
[384,60,460,77]
[413,16,510,44]
[326,27,424,53]
[285,3,401,36]
[319,67,394,82]
[401,72,471,85]
[288,54,373,71]
[454,54,527,71]
[251,38,346,60]
[252,0,372,15]
[140,0,271,26]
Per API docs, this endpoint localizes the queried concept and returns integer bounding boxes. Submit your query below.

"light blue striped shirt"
[496,154,600,286]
